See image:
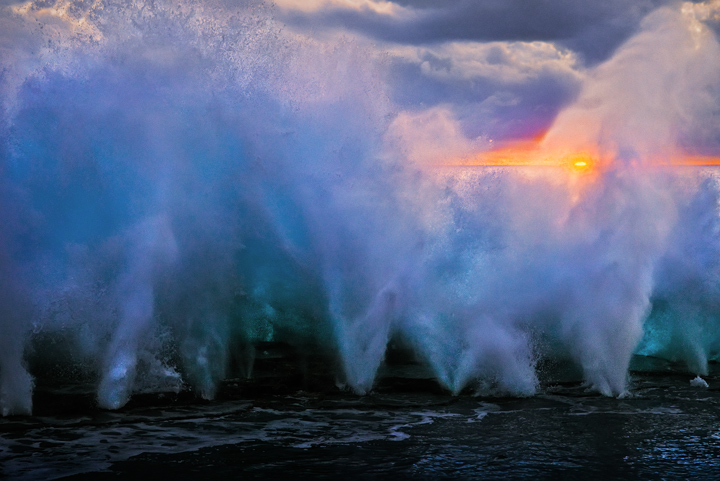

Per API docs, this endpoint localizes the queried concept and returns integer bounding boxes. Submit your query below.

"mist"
[1,0,720,415]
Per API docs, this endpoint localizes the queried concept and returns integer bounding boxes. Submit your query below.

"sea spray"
[539,3,720,385]
[639,177,720,374]
[1,1,720,414]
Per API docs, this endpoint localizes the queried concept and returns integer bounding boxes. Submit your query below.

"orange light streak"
[671,155,720,166]
[434,139,720,172]
[438,139,598,174]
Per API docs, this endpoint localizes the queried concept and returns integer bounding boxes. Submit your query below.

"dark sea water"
[3,348,720,480]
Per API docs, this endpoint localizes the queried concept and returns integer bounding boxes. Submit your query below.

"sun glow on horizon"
[433,138,720,173]
[434,139,599,176]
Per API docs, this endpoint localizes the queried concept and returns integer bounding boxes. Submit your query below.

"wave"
[1,0,720,414]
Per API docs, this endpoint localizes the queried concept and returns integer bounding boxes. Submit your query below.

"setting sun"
[567,153,593,172]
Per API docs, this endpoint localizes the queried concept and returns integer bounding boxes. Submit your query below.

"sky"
[2,0,720,154]
[267,0,720,158]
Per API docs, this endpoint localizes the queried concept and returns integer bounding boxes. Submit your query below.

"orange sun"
[566,153,593,172]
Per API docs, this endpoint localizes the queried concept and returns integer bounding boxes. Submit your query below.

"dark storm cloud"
[373,31,585,140]
[385,49,582,140]
[279,0,673,63]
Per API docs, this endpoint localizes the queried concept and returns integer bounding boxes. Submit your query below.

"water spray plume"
[0,0,720,414]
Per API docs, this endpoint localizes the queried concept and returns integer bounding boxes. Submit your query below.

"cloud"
[273,0,407,15]
[542,4,720,161]
[384,41,584,140]
[278,0,672,64]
